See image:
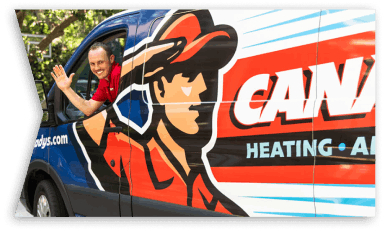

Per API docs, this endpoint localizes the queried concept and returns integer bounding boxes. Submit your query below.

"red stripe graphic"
[211,164,375,184]
[218,31,375,138]
[314,164,375,185]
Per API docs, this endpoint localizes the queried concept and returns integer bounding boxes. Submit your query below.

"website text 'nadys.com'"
[34,134,68,149]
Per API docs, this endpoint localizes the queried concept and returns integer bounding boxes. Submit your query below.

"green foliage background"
[19,10,124,90]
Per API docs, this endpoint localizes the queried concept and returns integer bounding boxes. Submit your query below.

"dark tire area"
[33,180,67,217]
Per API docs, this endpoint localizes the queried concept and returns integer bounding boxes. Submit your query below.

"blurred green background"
[16,10,124,91]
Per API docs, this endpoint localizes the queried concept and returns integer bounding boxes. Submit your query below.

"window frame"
[59,29,128,124]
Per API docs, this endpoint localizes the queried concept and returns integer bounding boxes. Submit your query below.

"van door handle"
[104,126,123,134]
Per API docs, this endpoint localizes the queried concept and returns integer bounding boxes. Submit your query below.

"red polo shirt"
[91,62,121,103]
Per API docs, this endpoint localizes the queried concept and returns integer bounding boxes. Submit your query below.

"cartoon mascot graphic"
[75,10,247,216]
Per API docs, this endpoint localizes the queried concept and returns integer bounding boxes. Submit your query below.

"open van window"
[63,31,127,120]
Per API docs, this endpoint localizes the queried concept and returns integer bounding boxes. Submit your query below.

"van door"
[50,14,135,216]
[313,9,375,217]
[203,9,322,217]
[125,9,242,216]
[113,12,141,217]
[125,9,321,217]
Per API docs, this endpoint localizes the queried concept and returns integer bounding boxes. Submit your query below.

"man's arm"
[51,65,104,116]
[63,88,104,116]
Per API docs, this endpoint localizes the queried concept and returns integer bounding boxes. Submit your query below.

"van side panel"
[48,123,122,216]
[126,9,320,217]
[313,10,375,217]
[48,124,98,188]
[125,9,374,217]
[203,9,321,217]
[31,127,50,163]
[117,12,141,217]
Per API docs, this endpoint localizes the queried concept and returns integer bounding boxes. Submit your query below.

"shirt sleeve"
[91,84,107,102]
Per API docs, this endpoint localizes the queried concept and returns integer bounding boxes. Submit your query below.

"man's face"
[88,47,114,80]
[156,72,207,135]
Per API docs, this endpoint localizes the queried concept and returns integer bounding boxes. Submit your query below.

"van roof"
[99,9,140,24]
[89,9,142,35]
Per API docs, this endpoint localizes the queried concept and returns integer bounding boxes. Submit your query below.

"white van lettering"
[351,55,376,114]
[351,136,369,156]
[308,57,363,117]
[234,74,269,125]
[34,134,68,149]
[246,136,375,158]
[260,68,310,123]
[234,56,375,126]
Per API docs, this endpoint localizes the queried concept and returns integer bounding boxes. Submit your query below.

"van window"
[64,31,127,120]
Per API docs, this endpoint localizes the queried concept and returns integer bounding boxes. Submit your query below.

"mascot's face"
[154,72,207,135]
[147,10,237,137]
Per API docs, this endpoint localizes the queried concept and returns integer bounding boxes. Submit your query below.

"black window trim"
[57,28,129,125]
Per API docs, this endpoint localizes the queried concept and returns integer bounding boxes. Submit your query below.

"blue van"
[23,9,375,217]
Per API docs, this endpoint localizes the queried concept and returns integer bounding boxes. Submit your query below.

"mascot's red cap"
[158,12,236,66]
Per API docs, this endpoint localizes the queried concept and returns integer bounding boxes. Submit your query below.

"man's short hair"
[89,42,113,60]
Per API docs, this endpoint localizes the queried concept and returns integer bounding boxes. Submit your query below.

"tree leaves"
[19,10,124,88]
